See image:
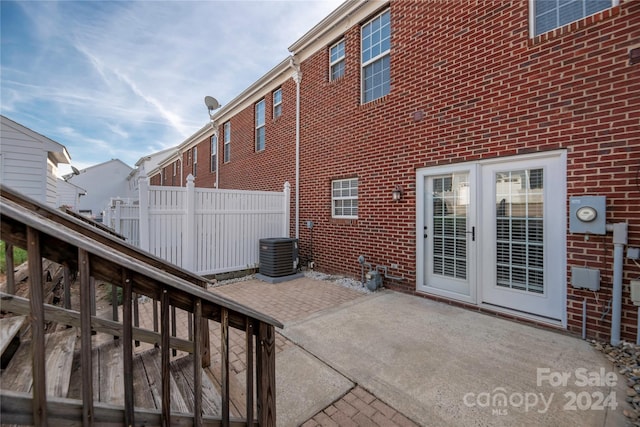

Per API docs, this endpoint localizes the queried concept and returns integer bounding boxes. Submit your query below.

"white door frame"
[416,163,477,304]
[416,151,567,327]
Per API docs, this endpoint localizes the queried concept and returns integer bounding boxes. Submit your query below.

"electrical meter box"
[569,196,606,235]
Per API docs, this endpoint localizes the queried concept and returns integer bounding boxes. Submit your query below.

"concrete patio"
[210,276,628,427]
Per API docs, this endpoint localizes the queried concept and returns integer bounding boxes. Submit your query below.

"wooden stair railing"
[0,185,282,426]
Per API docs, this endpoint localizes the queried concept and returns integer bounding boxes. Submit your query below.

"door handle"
[424,226,428,238]
[465,226,475,241]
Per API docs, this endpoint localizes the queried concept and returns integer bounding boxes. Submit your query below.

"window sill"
[330,218,358,225]
[359,94,390,109]
[529,6,621,46]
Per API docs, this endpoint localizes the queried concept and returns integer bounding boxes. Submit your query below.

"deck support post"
[257,323,276,426]
[122,270,135,426]
[78,248,94,426]
[27,227,46,426]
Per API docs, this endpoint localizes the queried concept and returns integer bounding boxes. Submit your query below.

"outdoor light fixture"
[204,96,221,120]
[392,185,403,201]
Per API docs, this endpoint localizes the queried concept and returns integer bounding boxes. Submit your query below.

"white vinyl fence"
[104,175,290,275]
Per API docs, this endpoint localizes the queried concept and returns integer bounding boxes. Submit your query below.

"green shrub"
[0,241,28,274]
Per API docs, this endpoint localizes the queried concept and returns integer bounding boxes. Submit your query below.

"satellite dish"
[71,166,80,175]
[204,96,220,112]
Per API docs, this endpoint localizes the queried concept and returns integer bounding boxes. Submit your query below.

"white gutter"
[290,56,302,239]
[210,122,219,188]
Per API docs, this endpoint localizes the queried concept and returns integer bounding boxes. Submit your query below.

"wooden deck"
[2,329,77,398]
[0,184,279,426]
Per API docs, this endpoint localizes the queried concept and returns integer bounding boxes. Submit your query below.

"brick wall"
[292,0,639,341]
[212,79,298,194]
[160,1,638,341]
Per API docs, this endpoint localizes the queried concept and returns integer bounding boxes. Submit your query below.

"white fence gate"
[104,175,290,276]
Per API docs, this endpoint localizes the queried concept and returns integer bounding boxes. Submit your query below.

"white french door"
[418,164,477,304]
[479,155,565,320]
[417,152,566,322]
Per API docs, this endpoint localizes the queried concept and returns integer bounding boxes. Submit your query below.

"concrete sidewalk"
[213,277,627,427]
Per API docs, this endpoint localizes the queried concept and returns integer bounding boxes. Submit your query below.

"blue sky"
[1,0,342,174]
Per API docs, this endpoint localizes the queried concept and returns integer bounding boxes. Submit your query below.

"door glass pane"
[495,169,544,293]
[432,173,468,280]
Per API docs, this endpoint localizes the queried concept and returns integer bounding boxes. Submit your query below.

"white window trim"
[192,146,197,177]
[273,88,282,118]
[255,99,266,152]
[361,9,391,103]
[211,134,217,172]
[528,0,619,37]
[329,38,345,81]
[224,122,231,163]
[331,178,358,219]
[173,162,176,177]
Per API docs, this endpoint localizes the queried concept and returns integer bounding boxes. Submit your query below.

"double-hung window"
[531,0,617,36]
[210,135,217,172]
[361,9,390,103]
[255,99,265,152]
[332,178,358,219]
[273,89,282,119]
[192,147,197,177]
[172,162,176,177]
[330,39,345,81]
[223,122,231,163]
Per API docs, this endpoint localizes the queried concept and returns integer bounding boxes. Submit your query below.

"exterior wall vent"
[259,238,298,277]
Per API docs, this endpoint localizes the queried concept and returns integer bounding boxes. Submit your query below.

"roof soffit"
[288,1,389,62]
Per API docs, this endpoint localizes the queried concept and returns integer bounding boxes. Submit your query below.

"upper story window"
[362,9,391,103]
[330,39,345,81]
[223,122,231,163]
[531,0,617,36]
[187,148,191,165]
[332,178,358,219]
[210,134,217,172]
[255,99,266,152]
[273,88,282,119]
[192,146,198,177]
[172,161,176,176]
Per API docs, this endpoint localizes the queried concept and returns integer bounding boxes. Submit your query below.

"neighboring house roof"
[131,147,176,179]
[0,115,71,165]
[57,178,87,194]
[209,57,292,126]
[289,0,367,57]
[64,158,135,217]
[63,158,133,181]
[154,124,214,175]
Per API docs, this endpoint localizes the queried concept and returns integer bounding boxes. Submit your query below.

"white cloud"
[1,0,344,169]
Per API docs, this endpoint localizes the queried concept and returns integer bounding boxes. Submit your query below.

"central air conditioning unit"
[259,238,299,277]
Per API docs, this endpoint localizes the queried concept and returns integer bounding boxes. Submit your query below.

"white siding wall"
[67,160,135,220]
[0,121,48,203]
[56,179,84,210]
[46,159,58,207]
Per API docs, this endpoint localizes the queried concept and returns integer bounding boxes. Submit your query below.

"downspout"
[290,55,302,239]
[209,121,218,189]
[177,156,183,187]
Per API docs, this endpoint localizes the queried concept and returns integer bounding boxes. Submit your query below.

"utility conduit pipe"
[607,222,628,346]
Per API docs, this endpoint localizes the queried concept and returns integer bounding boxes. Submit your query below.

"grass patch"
[0,241,28,274]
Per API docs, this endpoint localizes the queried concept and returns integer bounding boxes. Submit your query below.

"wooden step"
[206,360,247,418]
[138,347,189,413]
[0,316,26,356]
[171,354,221,416]
[67,339,126,404]
[0,328,77,398]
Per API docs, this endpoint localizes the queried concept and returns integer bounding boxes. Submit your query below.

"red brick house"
[150,0,640,343]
